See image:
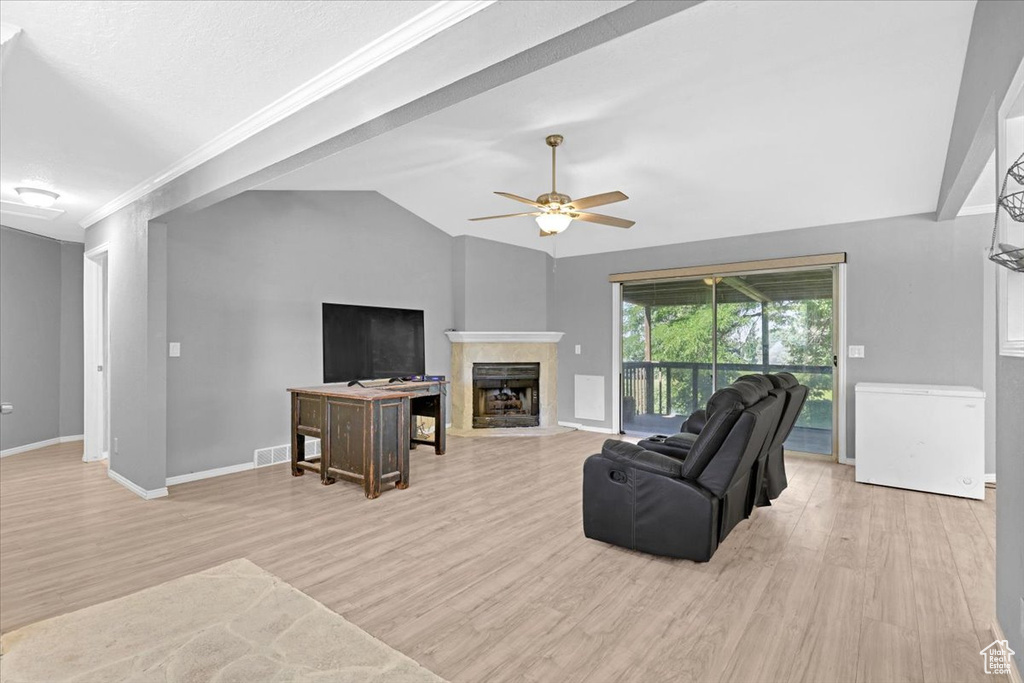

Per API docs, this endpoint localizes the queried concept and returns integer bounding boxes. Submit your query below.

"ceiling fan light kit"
[536,212,573,234]
[469,134,635,236]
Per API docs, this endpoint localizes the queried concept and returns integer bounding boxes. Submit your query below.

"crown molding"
[79,0,495,230]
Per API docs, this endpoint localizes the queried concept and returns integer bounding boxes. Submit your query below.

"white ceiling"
[0,0,434,241]
[262,0,978,258]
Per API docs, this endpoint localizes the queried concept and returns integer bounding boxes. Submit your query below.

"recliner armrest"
[665,432,698,451]
[600,440,683,478]
[681,409,707,434]
[583,454,720,561]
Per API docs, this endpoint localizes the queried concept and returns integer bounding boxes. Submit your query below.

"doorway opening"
[83,244,109,463]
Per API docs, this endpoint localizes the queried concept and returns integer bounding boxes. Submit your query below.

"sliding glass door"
[621,266,837,458]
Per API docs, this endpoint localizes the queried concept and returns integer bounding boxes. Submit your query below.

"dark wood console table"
[287,381,446,499]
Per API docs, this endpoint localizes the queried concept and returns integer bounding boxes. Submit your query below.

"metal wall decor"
[989,151,1024,273]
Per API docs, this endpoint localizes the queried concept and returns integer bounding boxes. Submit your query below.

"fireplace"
[472,362,540,428]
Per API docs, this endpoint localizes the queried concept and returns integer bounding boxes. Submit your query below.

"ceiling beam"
[935,0,1024,221]
[722,277,771,303]
[78,1,496,229]
[148,1,704,226]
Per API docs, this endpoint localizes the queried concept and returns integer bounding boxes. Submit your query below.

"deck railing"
[622,361,832,421]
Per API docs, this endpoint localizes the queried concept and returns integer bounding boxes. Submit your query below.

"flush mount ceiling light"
[469,134,634,237]
[15,187,60,208]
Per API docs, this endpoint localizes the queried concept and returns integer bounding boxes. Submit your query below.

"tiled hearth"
[445,332,564,431]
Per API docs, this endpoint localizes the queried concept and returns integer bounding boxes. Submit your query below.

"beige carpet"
[0,559,445,683]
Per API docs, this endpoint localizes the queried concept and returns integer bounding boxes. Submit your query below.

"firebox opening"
[472,362,541,428]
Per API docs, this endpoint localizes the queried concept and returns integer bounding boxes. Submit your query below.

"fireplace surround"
[445,331,563,431]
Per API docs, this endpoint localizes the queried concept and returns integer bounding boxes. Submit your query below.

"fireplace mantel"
[445,331,564,344]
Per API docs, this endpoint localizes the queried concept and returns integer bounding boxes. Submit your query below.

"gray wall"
[996,354,1024,667]
[550,212,992,465]
[452,235,551,331]
[59,242,84,437]
[0,226,83,451]
[164,191,455,478]
[84,206,166,491]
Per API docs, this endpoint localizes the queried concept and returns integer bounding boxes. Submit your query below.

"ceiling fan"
[469,134,634,236]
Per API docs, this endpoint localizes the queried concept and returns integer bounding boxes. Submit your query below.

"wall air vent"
[254,438,320,468]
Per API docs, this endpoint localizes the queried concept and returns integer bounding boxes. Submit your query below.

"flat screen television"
[322,303,425,383]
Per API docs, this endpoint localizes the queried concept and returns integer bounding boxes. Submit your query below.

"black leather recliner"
[582,382,783,561]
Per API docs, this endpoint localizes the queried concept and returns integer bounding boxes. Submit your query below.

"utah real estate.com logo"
[980,639,1015,676]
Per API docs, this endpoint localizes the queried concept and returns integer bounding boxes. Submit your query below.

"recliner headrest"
[707,385,758,414]
[734,375,771,400]
[770,372,799,389]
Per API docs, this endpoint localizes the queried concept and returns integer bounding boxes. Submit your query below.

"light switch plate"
[575,344,582,355]
[848,345,865,358]
[169,342,181,358]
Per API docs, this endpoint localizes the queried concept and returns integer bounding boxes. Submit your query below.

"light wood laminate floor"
[0,434,1003,683]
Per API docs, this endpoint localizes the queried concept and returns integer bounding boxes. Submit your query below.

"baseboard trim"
[1,434,86,458]
[985,473,997,484]
[108,468,168,500]
[558,421,617,434]
[990,621,1022,683]
[1,437,59,457]
[166,462,254,487]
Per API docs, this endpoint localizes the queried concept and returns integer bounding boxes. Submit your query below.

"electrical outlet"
[169,342,181,357]
[848,345,865,358]
[114,437,119,455]
[575,344,582,355]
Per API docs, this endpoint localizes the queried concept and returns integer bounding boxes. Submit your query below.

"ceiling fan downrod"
[540,134,569,208]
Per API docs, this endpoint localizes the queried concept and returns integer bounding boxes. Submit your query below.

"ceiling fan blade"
[495,191,545,208]
[572,212,635,229]
[567,191,628,211]
[539,230,556,237]
[469,211,542,221]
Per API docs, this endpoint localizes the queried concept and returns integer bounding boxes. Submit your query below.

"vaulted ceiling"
[261,0,979,257]
[1,1,983,255]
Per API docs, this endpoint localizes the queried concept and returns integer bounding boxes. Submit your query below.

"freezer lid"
[854,382,985,398]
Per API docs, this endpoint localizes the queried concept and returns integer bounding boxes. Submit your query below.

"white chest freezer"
[855,383,985,499]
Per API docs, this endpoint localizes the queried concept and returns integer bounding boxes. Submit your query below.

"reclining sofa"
[582,379,782,562]
[581,373,807,561]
